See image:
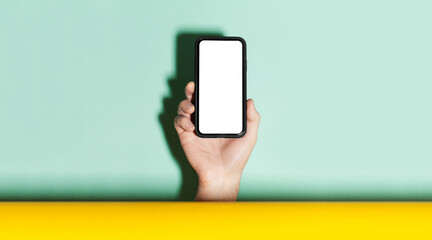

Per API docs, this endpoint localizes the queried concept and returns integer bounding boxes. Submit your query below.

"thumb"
[245,99,260,142]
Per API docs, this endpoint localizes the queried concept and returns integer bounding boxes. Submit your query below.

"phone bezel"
[194,36,247,138]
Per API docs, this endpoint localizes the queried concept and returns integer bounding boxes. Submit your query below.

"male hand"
[174,81,260,201]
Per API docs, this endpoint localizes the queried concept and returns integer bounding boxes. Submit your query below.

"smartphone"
[195,36,247,138]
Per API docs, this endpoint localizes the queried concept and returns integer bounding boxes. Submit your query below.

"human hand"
[174,81,260,201]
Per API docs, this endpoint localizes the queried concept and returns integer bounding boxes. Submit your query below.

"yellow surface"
[1,202,431,239]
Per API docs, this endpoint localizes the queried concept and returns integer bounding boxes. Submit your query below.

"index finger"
[185,81,195,101]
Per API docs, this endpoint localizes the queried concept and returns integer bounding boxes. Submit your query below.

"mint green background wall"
[1,0,431,200]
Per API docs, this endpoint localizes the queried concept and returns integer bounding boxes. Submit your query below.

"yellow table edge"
[1,202,431,239]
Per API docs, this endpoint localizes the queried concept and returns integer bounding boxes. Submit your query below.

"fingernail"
[186,103,193,110]
[187,122,194,129]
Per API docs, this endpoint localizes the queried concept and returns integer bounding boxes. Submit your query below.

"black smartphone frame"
[194,36,247,138]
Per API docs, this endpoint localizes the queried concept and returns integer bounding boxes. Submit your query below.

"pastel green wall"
[1,0,431,200]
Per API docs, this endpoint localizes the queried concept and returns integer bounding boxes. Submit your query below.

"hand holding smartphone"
[173,36,260,200]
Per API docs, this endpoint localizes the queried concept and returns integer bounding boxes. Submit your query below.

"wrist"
[195,173,242,201]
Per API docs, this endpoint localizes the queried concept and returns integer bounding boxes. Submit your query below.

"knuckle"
[176,115,184,123]
[177,115,184,122]
[177,105,183,115]
[180,100,188,107]
[180,116,188,126]
[180,100,193,112]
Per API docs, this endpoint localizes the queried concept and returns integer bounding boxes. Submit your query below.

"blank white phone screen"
[198,40,243,134]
